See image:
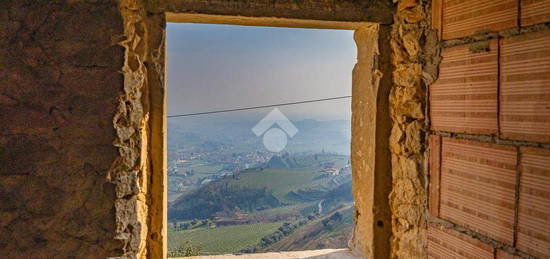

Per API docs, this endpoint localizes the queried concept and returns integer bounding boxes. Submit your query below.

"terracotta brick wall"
[428,224,495,258]
[440,0,518,40]
[428,0,550,258]
[439,138,517,245]
[430,40,499,134]
[517,148,550,258]
[500,30,550,143]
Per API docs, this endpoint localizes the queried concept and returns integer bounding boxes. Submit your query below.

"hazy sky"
[167,23,356,121]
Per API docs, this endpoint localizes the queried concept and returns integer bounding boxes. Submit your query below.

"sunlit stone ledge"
[174,248,357,259]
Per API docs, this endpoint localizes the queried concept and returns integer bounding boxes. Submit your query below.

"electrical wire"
[167,95,352,118]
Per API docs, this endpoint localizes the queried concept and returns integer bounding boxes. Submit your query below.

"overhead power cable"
[167,95,352,118]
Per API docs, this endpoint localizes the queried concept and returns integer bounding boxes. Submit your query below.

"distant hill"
[263,207,353,251]
[167,153,353,254]
[264,155,301,168]
[169,154,349,220]
[264,153,349,169]
[285,177,352,209]
[169,181,281,220]
[168,118,351,155]
[168,167,331,220]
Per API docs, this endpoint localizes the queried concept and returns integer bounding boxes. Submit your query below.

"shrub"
[168,241,202,257]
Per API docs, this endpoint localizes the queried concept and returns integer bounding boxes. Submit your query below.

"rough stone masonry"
[0,0,459,258]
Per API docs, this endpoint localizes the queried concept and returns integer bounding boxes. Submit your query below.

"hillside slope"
[168,166,332,220]
[263,207,353,251]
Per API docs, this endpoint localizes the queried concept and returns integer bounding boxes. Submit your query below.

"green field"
[179,160,223,178]
[247,203,314,216]
[169,154,348,202]
[168,222,283,255]
[168,160,224,201]
[167,154,352,254]
[232,169,332,203]
[263,206,354,252]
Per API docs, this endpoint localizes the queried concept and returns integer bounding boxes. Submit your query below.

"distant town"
[166,118,353,256]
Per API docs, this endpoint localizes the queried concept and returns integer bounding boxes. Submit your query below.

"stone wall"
[427,0,550,258]
[0,0,167,258]
[0,0,451,258]
[349,23,393,259]
[115,0,165,257]
[388,0,440,258]
[152,0,394,24]
[0,0,127,257]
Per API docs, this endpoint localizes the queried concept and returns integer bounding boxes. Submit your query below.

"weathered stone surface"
[155,0,394,24]
[389,0,439,258]
[112,1,167,258]
[0,0,142,257]
[427,135,441,217]
[349,24,393,259]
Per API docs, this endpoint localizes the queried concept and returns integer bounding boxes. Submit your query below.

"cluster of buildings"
[321,164,351,176]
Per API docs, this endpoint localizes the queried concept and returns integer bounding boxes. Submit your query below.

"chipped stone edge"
[108,0,153,258]
[388,0,441,258]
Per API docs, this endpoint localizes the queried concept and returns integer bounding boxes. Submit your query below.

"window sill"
[172,248,357,259]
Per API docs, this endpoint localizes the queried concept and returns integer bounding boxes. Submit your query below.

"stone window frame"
[144,12,394,259]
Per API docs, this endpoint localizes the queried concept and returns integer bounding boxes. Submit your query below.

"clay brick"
[517,147,550,258]
[440,138,517,245]
[432,0,443,39]
[428,224,494,258]
[500,30,550,143]
[496,250,522,259]
[521,0,550,26]
[441,0,518,40]
[430,40,498,135]
[429,135,442,217]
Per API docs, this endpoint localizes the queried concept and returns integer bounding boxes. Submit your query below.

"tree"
[168,241,202,257]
